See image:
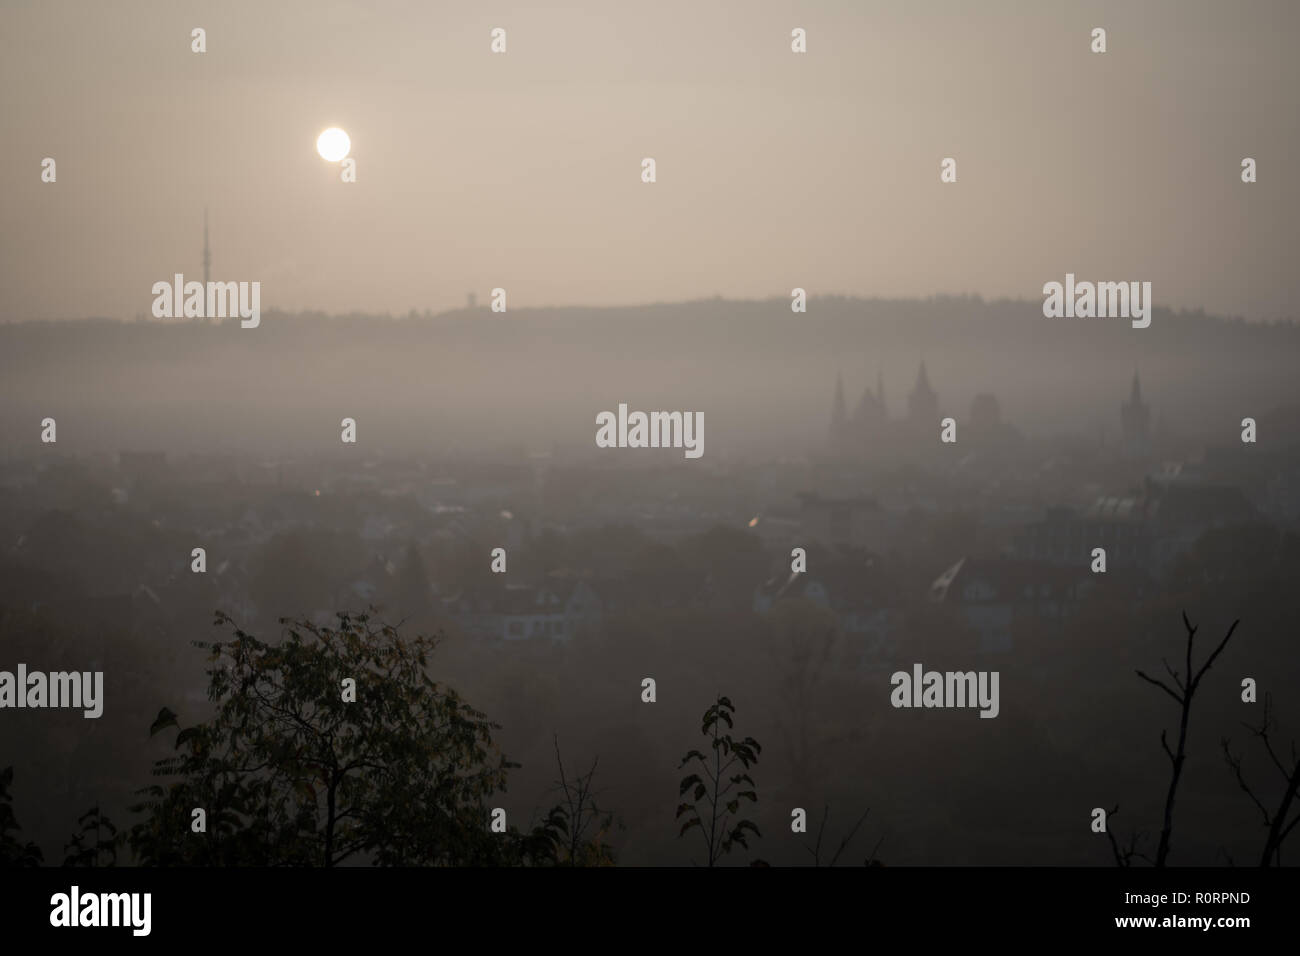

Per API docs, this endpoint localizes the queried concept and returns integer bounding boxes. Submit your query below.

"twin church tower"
[827,364,1151,456]
[827,362,940,453]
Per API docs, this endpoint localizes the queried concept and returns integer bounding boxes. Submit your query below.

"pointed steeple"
[908,360,939,424]
[1121,369,1150,453]
[854,381,883,424]
[830,373,847,432]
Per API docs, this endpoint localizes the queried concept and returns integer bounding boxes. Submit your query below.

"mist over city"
[2,6,1298,934]
[2,292,1298,867]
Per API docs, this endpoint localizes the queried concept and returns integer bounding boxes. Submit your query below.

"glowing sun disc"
[316,127,351,162]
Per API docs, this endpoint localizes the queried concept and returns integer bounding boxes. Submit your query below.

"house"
[928,556,1086,653]
[753,556,899,660]
[797,493,884,550]
[753,570,829,614]
[1014,501,1151,569]
[445,579,602,641]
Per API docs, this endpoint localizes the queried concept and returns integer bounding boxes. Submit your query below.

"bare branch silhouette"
[803,804,874,866]
[1103,804,1152,867]
[545,735,618,866]
[1131,613,1239,867]
[1221,693,1300,867]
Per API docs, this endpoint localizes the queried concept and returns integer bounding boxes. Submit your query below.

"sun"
[316,127,351,162]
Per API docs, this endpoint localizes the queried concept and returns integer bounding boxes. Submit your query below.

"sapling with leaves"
[675,695,762,866]
[0,766,43,867]
[64,806,122,866]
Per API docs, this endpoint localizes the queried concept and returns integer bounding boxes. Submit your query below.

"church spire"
[830,373,847,431]
[907,360,939,424]
[916,361,932,392]
[1121,369,1150,455]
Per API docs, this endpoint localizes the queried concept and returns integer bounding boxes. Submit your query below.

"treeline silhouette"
[3,607,1294,867]
[0,608,891,867]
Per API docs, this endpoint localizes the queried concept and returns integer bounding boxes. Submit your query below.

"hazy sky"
[2,0,1297,321]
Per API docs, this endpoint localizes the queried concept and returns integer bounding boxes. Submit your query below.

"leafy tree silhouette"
[129,610,558,865]
[0,766,43,867]
[676,695,762,866]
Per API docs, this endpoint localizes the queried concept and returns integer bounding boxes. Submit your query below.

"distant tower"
[829,373,848,445]
[876,370,887,418]
[467,291,477,310]
[202,207,211,288]
[853,375,886,433]
[907,361,939,426]
[1121,371,1150,454]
